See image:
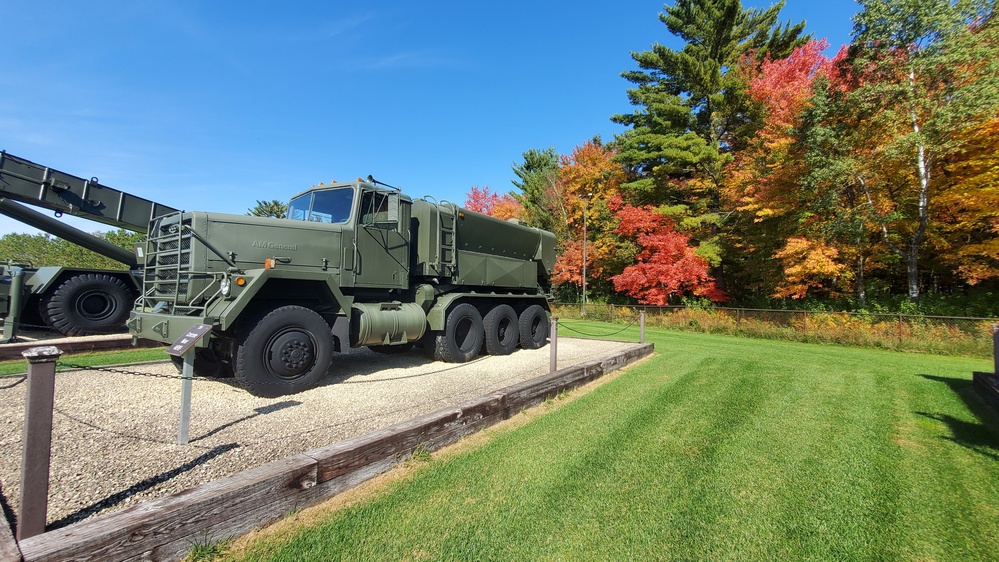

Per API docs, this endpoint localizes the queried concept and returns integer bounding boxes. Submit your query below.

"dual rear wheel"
[178,301,549,397]
[433,302,549,363]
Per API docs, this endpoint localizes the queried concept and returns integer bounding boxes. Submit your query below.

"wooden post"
[898,314,904,340]
[550,317,558,374]
[18,345,62,541]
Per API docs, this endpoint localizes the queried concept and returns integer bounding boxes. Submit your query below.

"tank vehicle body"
[0,152,178,338]
[128,179,556,397]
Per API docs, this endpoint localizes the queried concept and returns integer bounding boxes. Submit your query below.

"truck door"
[353,189,409,289]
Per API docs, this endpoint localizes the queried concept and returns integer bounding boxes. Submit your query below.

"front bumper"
[128,311,215,347]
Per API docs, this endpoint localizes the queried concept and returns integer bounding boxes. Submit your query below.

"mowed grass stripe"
[223,330,998,561]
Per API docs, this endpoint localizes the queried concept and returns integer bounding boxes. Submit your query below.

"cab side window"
[360,191,393,226]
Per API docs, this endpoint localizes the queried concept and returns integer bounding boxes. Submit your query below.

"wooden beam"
[18,454,317,561]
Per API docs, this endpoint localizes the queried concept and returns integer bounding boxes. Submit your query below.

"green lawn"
[218,328,999,561]
[0,346,167,376]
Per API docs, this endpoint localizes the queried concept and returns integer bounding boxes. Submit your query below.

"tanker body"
[128,180,555,397]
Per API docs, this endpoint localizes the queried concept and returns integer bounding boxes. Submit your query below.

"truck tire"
[42,273,135,336]
[170,348,233,378]
[518,304,549,350]
[483,304,519,355]
[434,303,484,363]
[235,305,334,398]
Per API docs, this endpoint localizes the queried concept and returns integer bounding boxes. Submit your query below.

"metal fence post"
[550,317,558,374]
[993,324,999,376]
[18,345,62,541]
[178,349,195,445]
[2,268,24,343]
[640,310,645,344]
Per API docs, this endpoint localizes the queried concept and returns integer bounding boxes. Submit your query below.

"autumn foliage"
[487,2,999,311]
[610,205,726,304]
[464,186,522,220]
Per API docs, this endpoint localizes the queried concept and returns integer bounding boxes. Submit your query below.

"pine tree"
[611,0,807,281]
[510,147,561,233]
[247,200,288,219]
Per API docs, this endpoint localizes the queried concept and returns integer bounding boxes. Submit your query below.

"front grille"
[138,213,226,316]
[143,215,195,304]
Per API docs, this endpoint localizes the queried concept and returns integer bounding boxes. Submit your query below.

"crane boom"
[0,151,178,234]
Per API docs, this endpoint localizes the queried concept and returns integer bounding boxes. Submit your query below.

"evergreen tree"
[247,199,288,219]
[510,147,561,232]
[611,0,807,275]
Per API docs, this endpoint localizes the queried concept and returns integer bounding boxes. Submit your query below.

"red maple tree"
[610,205,727,304]
[464,186,522,220]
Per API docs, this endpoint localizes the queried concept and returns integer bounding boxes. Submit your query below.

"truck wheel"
[235,305,334,398]
[434,303,484,363]
[518,305,549,349]
[42,273,135,336]
[170,348,233,378]
[483,304,519,355]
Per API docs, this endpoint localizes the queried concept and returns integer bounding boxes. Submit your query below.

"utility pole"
[581,196,588,316]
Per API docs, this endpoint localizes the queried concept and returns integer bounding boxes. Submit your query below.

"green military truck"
[0,152,178,338]
[128,177,556,397]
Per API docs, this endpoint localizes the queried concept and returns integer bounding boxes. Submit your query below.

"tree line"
[1,1,994,318]
[469,0,999,316]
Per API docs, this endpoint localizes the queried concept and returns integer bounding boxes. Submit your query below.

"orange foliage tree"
[935,116,999,284]
[772,237,852,299]
[549,140,625,297]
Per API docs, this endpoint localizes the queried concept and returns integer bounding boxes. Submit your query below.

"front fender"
[210,269,352,330]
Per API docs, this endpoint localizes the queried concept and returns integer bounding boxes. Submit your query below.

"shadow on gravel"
[192,401,301,443]
[46,442,240,531]
[918,374,999,460]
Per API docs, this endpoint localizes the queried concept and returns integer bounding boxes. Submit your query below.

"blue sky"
[0,0,860,236]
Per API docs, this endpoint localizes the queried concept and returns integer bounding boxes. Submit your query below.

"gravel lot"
[0,338,633,529]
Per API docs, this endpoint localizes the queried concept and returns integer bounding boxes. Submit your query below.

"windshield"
[287,187,354,224]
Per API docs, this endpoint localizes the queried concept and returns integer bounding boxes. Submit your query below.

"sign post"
[165,324,211,445]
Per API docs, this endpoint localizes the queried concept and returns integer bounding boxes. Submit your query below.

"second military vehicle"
[129,177,556,397]
[0,152,178,338]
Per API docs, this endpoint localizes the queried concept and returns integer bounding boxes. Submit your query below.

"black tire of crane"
[434,303,484,363]
[367,342,415,354]
[234,305,334,398]
[42,273,135,337]
[483,304,519,355]
[170,348,233,378]
[518,304,549,350]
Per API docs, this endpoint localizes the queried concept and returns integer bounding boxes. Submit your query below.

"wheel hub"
[267,330,315,379]
[78,291,114,320]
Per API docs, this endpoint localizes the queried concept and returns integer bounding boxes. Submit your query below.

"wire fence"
[552,303,998,359]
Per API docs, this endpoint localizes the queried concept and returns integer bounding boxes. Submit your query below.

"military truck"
[128,177,556,397]
[0,152,178,338]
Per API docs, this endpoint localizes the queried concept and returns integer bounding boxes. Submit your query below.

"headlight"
[220,276,231,297]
